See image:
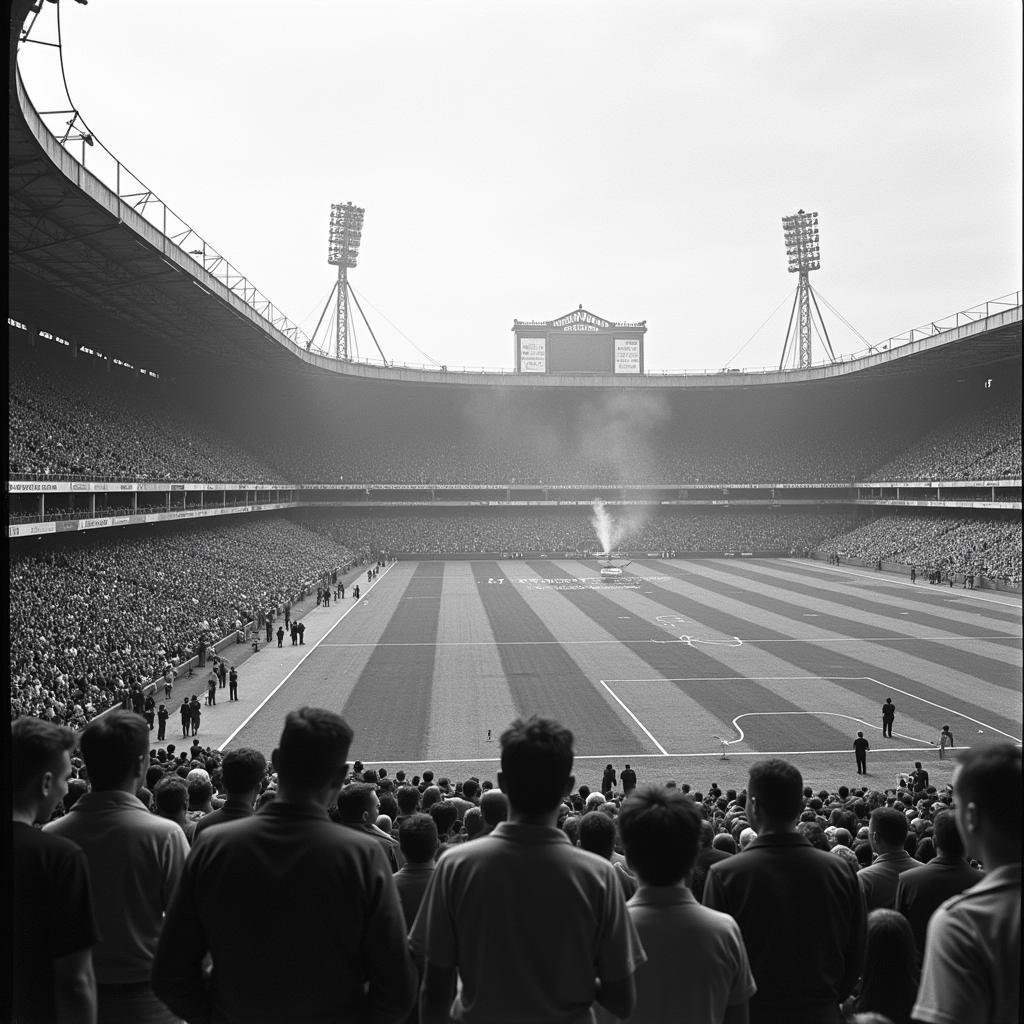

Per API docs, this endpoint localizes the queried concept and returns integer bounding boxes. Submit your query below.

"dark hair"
[577,810,617,859]
[188,777,214,807]
[499,716,574,815]
[463,806,484,838]
[854,841,875,868]
[748,759,803,824]
[275,708,352,790]
[398,813,438,863]
[931,809,965,858]
[221,748,267,795]
[79,711,149,790]
[712,832,737,854]
[396,785,421,815]
[853,909,919,1023]
[618,785,702,885]
[462,778,480,801]
[11,717,76,794]
[153,775,189,816]
[955,744,1022,839]
[379,793,399,819]
[429,800,459,837]
[336,783,377,824]
[870,807,909,847]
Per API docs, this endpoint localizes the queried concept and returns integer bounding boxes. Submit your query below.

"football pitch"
[225,558,1022,791]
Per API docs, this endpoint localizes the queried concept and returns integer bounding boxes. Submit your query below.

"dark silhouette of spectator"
[703,758,866,1024]
[191,747,266,843]
[335,782,403,872]
[394,813,439,929]
[410,716,644,1024]
[618,785,755,1024]
[894,809,983,962]
[12,717,99,1024]
[152,707,416,1023]
[844,909,919,1024]
[913,744,1021,1024]
[577,809,638,899]
[44,711,189,1024]
[858,808,918,911]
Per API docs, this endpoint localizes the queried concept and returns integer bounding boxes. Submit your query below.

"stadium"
[9,3,1023,1024]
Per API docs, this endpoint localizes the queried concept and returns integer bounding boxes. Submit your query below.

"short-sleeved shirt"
[409,820,646,1024]
[913,865,1021,1024]
[624,884,755,1023]
[13,822,99,1024]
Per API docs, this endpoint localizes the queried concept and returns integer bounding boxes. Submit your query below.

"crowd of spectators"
[10,336,1020,487]
[15,708,1020,1024]
[7,341,282,482]
[9,516,358,726]
[301,509,858,556]
[818,513,1023,584]
[865,390,1022,482]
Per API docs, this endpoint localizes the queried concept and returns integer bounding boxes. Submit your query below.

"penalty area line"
[600,680,669,755]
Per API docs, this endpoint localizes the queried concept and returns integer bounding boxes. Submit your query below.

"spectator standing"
[178,698,189,739]
[191,747,266,843]
[394,813,439,929]
[152,707,416,1024]
[690,819,733,903]
[937,725,954,760]
[143,694,156,733]
[858,808,918,911]
[912,744,1021,1024]
[152,775,195,843]
[189,695,201,736]
[336,782,403,872]
[206,673,217,707]
[894,809,983,962]
[620,763,637,795]
[44,711,188,1024]
[577,809,638,900]
[602,763,617,794]
[156,703,168,742]
[909,761,929,794]
[228,664,238,701]
[410,716,644,1024]
[12,717,99,1024]
[843,909,919,1024]
[617,785,755,1024]
[703,758,866,1024]
[298,620,306,645]
[217,659,227,690]
[277,624,284,647]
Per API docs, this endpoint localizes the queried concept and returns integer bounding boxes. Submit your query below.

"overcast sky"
[19,1,1022,372]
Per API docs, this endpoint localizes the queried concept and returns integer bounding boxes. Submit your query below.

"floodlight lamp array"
[327,202,365,268]
[781,209,820,273]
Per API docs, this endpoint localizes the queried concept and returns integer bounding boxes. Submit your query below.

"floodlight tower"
[327,202,365,360]
[781,209,821,370]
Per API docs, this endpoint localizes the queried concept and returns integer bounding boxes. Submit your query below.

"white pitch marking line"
[219,562,395,751]
[863,676,1022,744]
[600,680,669,756]
[787,558,1023,610]
[316,633,1021,648]
[721,711,933,746]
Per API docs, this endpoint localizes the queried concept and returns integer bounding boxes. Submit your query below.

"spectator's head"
[398,813,438,864]
[187,775,214,812]
[831,843,860,872]
[854,842,875,868]
[336,782,379,825]
[221,747,267,799]
[498,716,574,817]
[739,826,758,848]
[11,717,76,824]
[63,777,88,813]
[931,809,965,859]
[153,775,189,820]
[79,711,149,792]
[857,910,919,1022]
[461,778,480,802]
[396,785,421,816]
[953,743,1022,863]
[584,791,606,811]
[463,806,484,838]
[869,807,910,853]
[618,785,703,886]
[747,758,803,830]
[832,827,853,848]
[480,789,509,828]
[420,786,442,812]
[273,707,352,796]
[577,810,616,860]
[429,800,459,839]
[711,832,737,854]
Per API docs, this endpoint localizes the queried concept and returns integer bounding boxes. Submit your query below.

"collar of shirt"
[258,800,330,822]
[744,832,811,850]
[69,790,149,813]
[399,862,436,874]
[630,884,697,907]
[490,821,572,845]
[873,850,915,864]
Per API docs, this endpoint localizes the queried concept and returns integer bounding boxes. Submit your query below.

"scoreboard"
[513,307,646,374]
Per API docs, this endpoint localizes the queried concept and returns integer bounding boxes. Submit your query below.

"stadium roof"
[8,2,1021,396]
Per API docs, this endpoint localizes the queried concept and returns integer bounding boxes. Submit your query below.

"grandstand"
[9,6,1023,1024]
